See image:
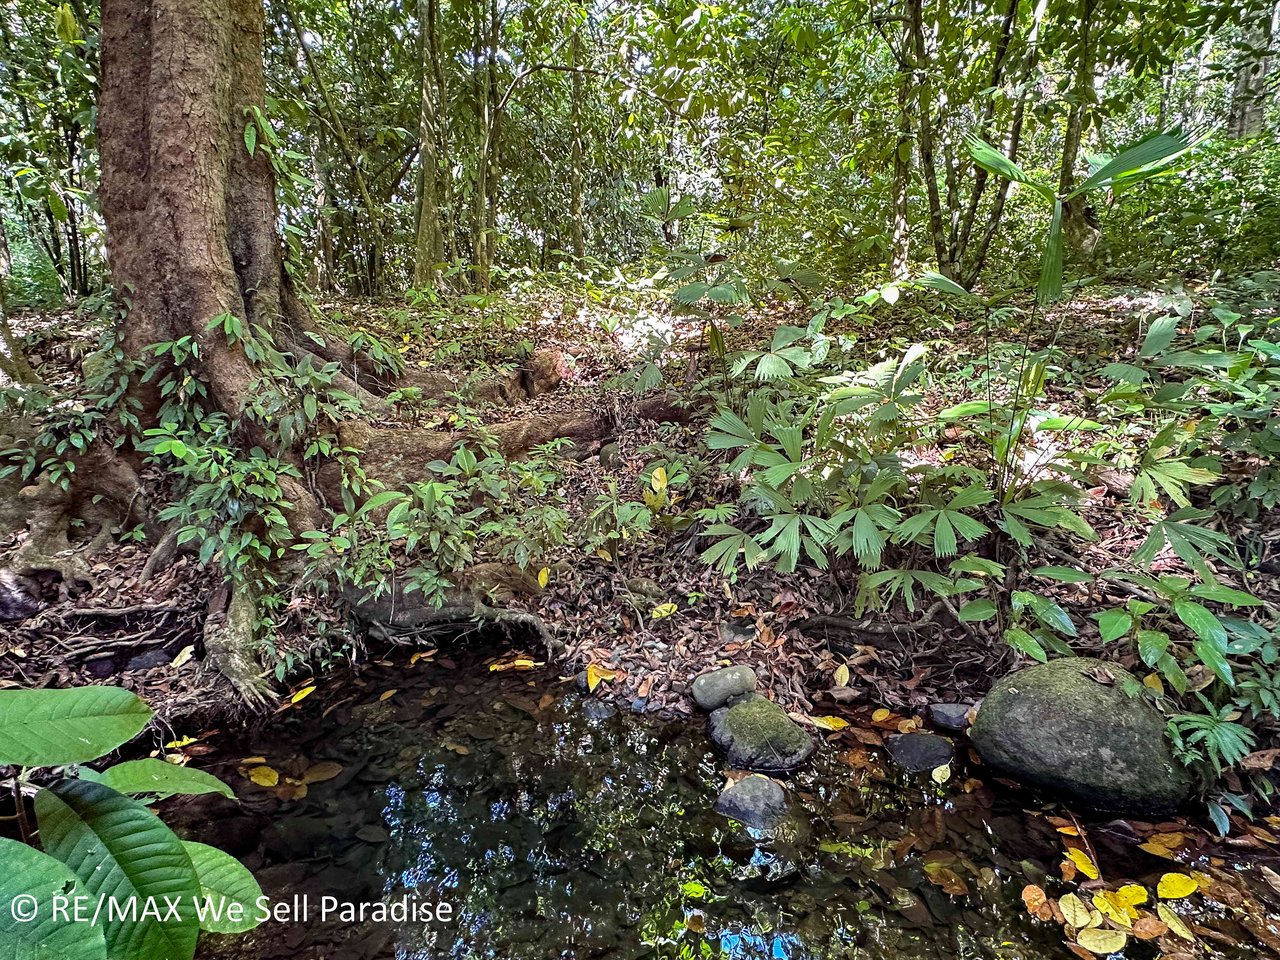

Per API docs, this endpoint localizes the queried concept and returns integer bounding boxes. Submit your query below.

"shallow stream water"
[177,647,1278,960]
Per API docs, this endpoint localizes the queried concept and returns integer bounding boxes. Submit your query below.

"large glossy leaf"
[0,837,108,960]
[90,759,235,801]
[0,688,152,767]
[1068,129,1197,198]
[181,842,264,935]
[35,781,201,960]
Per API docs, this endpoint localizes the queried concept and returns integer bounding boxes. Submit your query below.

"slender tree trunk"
[413,0,445,288]
[1057,0,1099,259]
[0,206,40,386]
[889,29,913,279]
[569,30,586,266]
[1228,2,1278,138]
[279,0,385,294]
[906,0,951,277]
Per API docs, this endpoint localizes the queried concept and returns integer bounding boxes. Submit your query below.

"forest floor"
[2,279,1277,746]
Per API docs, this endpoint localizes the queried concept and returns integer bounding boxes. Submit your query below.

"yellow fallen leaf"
[871,708,891,723]
[586,662,619,692]
[650,466,668,492]
[1058,893,1094,929]
[1157,872,1199,900]
[1115,884,1148,908]
[379,689,397,702]
[596,548,613,562]
[1190,870,1214,892]
[537,567,550,588]
[248,765,279,787]
[408,650,436,666]
[1156,903,1195,941]
[165,735,198,749]
[291,685,316,704]
[1091,892,1133,928]
[812,715,849,731]
[1142,673,1164,695]
[651,602,678,620]
[833,664,850,687]
[1066,847,1100,880]
[171,645,195,670]
[241,756,267,765]
[930,764,951,785]
[1076,928,1128,955]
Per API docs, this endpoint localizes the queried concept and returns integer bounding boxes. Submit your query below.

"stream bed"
[175,646,1278,960]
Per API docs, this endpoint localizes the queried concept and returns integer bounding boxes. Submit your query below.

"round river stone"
[708,694,815,772]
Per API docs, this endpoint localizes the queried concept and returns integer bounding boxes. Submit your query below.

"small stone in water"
[885,733,954,774]
[691,665,757,711]
[715,774,788,830]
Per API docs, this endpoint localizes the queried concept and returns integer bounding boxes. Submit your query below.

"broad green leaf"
[964,136,1054,202]
[957,598,998,622]
[1140,314,1179,358]
[1005,627,1048,662]
[1069,129,1197,198]
[0,837,108,960]
[181,842,264,935]
[1095,609,1133,642]
[1173,599,1227,648]
[36,781,201,960]
[917,271,977,301]
[94,759,235,800]
[0,687,152,766]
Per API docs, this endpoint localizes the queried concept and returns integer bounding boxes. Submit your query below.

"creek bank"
[970,657,1193,815]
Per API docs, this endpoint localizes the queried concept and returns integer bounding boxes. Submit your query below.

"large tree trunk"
[99,0,330,523]
[1227,3,1278,138]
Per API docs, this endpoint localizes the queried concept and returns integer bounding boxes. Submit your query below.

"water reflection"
[188,657,1245,960]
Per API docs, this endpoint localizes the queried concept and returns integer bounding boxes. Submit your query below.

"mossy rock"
[970,657,1192,815]
[708,694,815,773]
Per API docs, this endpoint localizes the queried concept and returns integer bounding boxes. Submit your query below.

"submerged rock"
[714,774,788,829]
[708,694,815,772]
[970,657,1192,815]
[885,733,954,773]
[691,665,758,711]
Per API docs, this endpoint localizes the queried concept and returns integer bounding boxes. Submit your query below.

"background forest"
[2,0,1278,302]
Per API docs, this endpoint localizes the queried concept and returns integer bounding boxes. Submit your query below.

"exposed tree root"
[396,348,565,404]
[201,582,271,706]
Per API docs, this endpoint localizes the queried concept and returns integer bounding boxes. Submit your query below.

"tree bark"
[99,0,326,528]
[412,0,445,288]
[1057,0,1100,260]
[889,26,913,279]
[1228,3,1278,138]
[569,29,586,265]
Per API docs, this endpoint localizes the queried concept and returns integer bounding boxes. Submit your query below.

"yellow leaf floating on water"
[1156,903,1195,941]
[248,765,279,787]
[651,603,678,620]
[930,764,951,785]
[1058,893,1095,929]
[291,685,316,704]
[586,662,619,692]
[1066,847,1100,880]
[1157,873,1199,900]
[1091,892,1133,928]
[812,716,850,731]
[1075,928,1128,955]
[1115,884,1148,908]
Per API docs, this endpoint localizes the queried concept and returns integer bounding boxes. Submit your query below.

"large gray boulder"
[970,658,1192,815]
[709,694,815,772]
